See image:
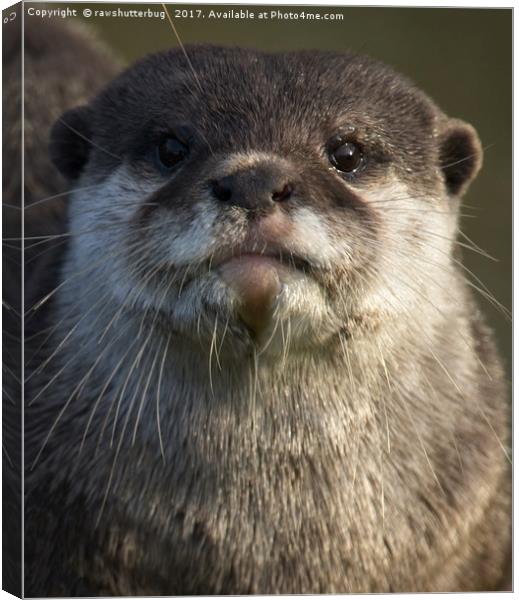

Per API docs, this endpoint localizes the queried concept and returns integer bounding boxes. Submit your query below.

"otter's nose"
[210,170,294,211]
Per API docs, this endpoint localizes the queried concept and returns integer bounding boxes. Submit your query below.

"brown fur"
[17,21,511,596]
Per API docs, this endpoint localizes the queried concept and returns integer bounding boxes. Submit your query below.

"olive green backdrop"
[32,3,513,375]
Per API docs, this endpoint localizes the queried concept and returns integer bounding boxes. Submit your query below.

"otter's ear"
[49,106,93,180]
[438,119,483,197]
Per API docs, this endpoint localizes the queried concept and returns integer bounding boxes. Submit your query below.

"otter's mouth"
[208,246,313,275]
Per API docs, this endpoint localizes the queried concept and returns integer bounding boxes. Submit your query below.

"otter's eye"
[156,137,188,170]
[329,142,363,174]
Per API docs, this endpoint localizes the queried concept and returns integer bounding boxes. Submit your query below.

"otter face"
[50,47,482,358]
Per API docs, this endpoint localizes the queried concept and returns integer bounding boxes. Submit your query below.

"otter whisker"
[25,237,69,266]
[156,333,171,463]
[440,143,493,171]
[132,340,162,445]
[58,117,121,160]
[451,432,464,473]
[400,387,447,497]
[208,315,218,397]
[249,349,259,438]
[476,406,511,464]
[418,227,498,262]
[108,333,152,448]
[422,372,465,475]
[77,337,139,458]
[177,263,193,299]
[376,345,392,455]
[162,3,203,95]
[218,315,231,356]
[3,362,21,386]
[2,385,16,406]
[458,229,498,262]
[24,183,105,209]
[2,241,22,252]
[2,442,14,468]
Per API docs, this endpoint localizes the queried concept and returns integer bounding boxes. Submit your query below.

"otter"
[20,22,510,596]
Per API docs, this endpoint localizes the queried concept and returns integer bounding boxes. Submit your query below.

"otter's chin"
[217,254,308,340]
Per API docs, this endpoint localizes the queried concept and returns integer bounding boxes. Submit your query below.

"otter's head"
[50,46,482,359]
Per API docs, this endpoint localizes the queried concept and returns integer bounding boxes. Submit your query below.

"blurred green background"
[29,3,512,374]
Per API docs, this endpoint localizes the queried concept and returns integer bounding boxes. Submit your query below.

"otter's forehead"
[92,45,440,167]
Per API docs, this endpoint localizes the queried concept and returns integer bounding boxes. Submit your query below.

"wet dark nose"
[210,168,294,211]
